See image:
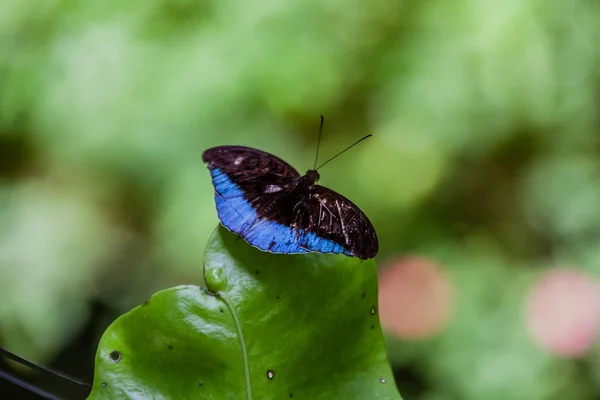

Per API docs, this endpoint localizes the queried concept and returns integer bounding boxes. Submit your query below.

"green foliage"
[88,225,401,399]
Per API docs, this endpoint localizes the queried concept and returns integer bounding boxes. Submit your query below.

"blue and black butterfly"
[202,118,378,260]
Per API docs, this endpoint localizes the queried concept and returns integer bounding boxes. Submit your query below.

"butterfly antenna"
[313,115,325,170]
[315,134,372,170]
[0,347,91,389]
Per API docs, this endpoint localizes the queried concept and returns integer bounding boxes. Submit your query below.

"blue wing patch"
[210,168,351,256]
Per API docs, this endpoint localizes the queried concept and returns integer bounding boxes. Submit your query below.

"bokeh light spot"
[525,267,600,358]
[378,256,454,340]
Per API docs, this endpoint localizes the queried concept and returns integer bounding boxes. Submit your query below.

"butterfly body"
[202,146,378,260]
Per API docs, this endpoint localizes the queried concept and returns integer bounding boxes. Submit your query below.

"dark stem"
[0,347,91,389]
[0,369,62,400]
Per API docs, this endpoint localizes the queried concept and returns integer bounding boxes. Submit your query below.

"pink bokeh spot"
[526,268,600,358]
[378,256,454,340]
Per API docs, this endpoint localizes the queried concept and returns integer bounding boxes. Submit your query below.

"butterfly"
[202,117,378,260]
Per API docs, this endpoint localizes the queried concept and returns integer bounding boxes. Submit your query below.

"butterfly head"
[301,170,320,186]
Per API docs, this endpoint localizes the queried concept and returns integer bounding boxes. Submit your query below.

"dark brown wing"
[202,146,301,190]
[202,146,302,227]
[292,185,378,259]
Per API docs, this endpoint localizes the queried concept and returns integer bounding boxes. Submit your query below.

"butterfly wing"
[202,146,308,251]
[292,185,378,260]
[202,146,301,194]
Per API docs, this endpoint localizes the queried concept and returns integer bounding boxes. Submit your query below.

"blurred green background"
[2,0,600,399]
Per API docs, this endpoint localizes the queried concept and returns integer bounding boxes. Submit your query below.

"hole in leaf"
[362,292,366,299]
[380,378,387,384]
[101,382,107,388]
[109,350,122,363]
[370,307,376,315]
[267,370,275,380]
[168,345,173,350]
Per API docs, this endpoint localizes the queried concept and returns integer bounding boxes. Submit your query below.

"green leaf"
[88,225,402,399]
